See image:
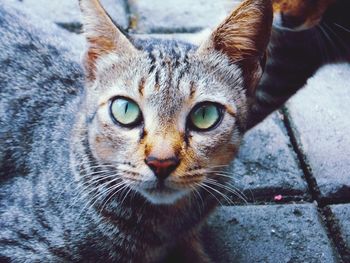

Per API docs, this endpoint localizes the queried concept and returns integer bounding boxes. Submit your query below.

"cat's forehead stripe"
[189,81,196,100]
[144,43,191,96]
[138,77,146,96]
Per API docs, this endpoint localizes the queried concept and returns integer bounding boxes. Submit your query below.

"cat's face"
[75,0,272,205]
[272,0,335,31]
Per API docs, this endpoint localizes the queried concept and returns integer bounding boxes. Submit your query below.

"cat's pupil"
[124,102,129,114]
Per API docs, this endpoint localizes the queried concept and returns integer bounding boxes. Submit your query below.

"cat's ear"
[198,0,272,95]
[79,0,137,81]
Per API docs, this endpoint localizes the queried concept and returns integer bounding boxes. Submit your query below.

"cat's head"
[74,0,272,205]
[272,0,335,31]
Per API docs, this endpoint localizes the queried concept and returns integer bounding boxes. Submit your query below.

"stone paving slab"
[7,0,129,32]
[132,31,210,46]
[330,204,350,259]
[204,204,338,263]
[286,64,350,202]
[128,0,238,33]
[231,113,308,202]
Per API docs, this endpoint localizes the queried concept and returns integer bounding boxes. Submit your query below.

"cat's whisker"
[72,167,140,198]
[334,23,350,33]
[73,170,143,212]
[204,178,248,204]
[119,186,133,208]
[98,183,130,213]
[195,182,223,206]
[207,172,253,202]
[83,170,118,178]
[200,181,232,205]
[57,171,116,203]
[73,162,119,171]
[202,181,234,206]
[72,174,123,214]
[79,180,127,219]
[188,168,247,194]
[99,183,130,213]
[84,176,124,204]
[72,173,119,201]
[318,24,337,61]
[202,170,246,180]
[323,23,350,56]
[190,185,205,213]
[315,27,329,62]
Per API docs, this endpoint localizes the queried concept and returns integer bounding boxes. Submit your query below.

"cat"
[0,0,272,262]
[248,0,350,128]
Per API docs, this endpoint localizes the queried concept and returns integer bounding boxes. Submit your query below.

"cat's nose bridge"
[145,135,181,161]
[144,133,182,178]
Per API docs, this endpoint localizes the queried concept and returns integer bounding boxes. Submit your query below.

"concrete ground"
[8,0,350,262]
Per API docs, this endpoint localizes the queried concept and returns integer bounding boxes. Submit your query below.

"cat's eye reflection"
[110,97,142,127]
[189,102,223,131]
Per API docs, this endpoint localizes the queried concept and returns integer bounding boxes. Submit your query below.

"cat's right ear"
[79,0,137,81]
[197,0,273,95]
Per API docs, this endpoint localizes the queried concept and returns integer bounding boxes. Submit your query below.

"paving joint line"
[281,107,348,263]
[280,107,321,203]
[322,206,350,262]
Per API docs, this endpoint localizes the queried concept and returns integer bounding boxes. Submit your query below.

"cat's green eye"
[189,102,223,131]
[110,97,142,127]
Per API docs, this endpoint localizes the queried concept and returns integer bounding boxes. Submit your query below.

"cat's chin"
[138,188,189,205]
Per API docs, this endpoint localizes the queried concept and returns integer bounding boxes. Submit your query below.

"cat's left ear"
[79,0,137,81]
[198,0,273,95]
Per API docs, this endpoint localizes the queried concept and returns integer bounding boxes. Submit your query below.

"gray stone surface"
[6,0,129,31]
[204,204,338,263]
[231,113,308,202]
[128,0,239,33]
[132,31,210,46]
[331,204,350,251]
[286,64,350,202]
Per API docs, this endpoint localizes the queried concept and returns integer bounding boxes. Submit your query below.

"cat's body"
[0,3,100,261]
[0,0,272,262]
[249,0,350,128]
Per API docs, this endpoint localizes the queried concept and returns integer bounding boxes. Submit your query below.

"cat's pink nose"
[145,156,180,180]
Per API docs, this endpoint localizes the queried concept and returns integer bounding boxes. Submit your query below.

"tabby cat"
[248,0,350,128]
[0,0,272,262]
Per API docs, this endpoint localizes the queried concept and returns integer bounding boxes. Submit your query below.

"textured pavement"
[8,0,350,262]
